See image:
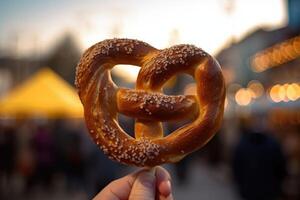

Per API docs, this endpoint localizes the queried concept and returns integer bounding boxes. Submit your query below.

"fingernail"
[139,170,156,188]
[129,170,156,200]
[155,166,171,182]
[163,180,172,197]
[165,180,171,191]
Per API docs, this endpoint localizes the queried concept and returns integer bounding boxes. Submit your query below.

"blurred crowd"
[0,115,299,200]
[0,119,121,199]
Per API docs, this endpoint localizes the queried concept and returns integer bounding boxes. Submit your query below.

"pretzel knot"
[75,38,225,167]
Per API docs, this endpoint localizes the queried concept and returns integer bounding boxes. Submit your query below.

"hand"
[94,166,173,200]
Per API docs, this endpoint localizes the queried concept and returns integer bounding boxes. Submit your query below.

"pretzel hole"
[117,113,135,137]
[111,64,140,87]
[163,74,194,95]
[163,117,194,135]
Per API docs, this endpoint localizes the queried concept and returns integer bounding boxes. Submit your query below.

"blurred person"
[63,120,85,192]
[94,166,173,200]
[15,120,36,193]
[52,119,67,175]
[281,126,300,199]
[232,117,287,200]
[52,119,120,197]
[31,123,55,190]
[0,124,17,198]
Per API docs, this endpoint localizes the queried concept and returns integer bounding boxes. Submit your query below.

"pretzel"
[75,38,225,167]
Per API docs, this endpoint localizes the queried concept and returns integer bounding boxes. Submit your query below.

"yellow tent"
[0,68,83,118]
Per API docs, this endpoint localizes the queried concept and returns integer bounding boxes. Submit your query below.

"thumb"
[129,169,156,200]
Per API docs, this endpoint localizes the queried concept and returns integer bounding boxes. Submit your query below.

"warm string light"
[235,88,252,106]
[269,83,300,102]
[247,80,264,98]
[251,35,300,72]
[234,80,264,106]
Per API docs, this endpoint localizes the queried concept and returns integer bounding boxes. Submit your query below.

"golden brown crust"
[75,38,225,167]
[117,88,198,121]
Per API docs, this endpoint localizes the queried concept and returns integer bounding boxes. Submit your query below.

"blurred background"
[0,0,299,199]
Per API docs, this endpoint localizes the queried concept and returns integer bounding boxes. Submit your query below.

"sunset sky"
[0,0,287,57]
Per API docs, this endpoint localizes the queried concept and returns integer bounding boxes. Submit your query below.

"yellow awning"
[0,68,83,118]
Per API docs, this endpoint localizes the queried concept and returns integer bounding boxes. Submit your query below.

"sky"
[0,0,287,58]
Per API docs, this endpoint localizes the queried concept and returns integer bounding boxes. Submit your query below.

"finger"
[155,166,172,198]
[94,171,138,200]
[129,168,156,200]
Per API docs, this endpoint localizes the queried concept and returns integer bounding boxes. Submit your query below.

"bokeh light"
[270,84,282,102]
[251,35,300,72]
[269,83,300,102]
[287,83,300,101]
[235,88,252,106]
[247,80,264,98]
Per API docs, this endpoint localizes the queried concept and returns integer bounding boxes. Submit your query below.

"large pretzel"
[75,38,225,167]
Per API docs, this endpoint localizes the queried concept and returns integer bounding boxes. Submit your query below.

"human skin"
[93,166,173,200]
